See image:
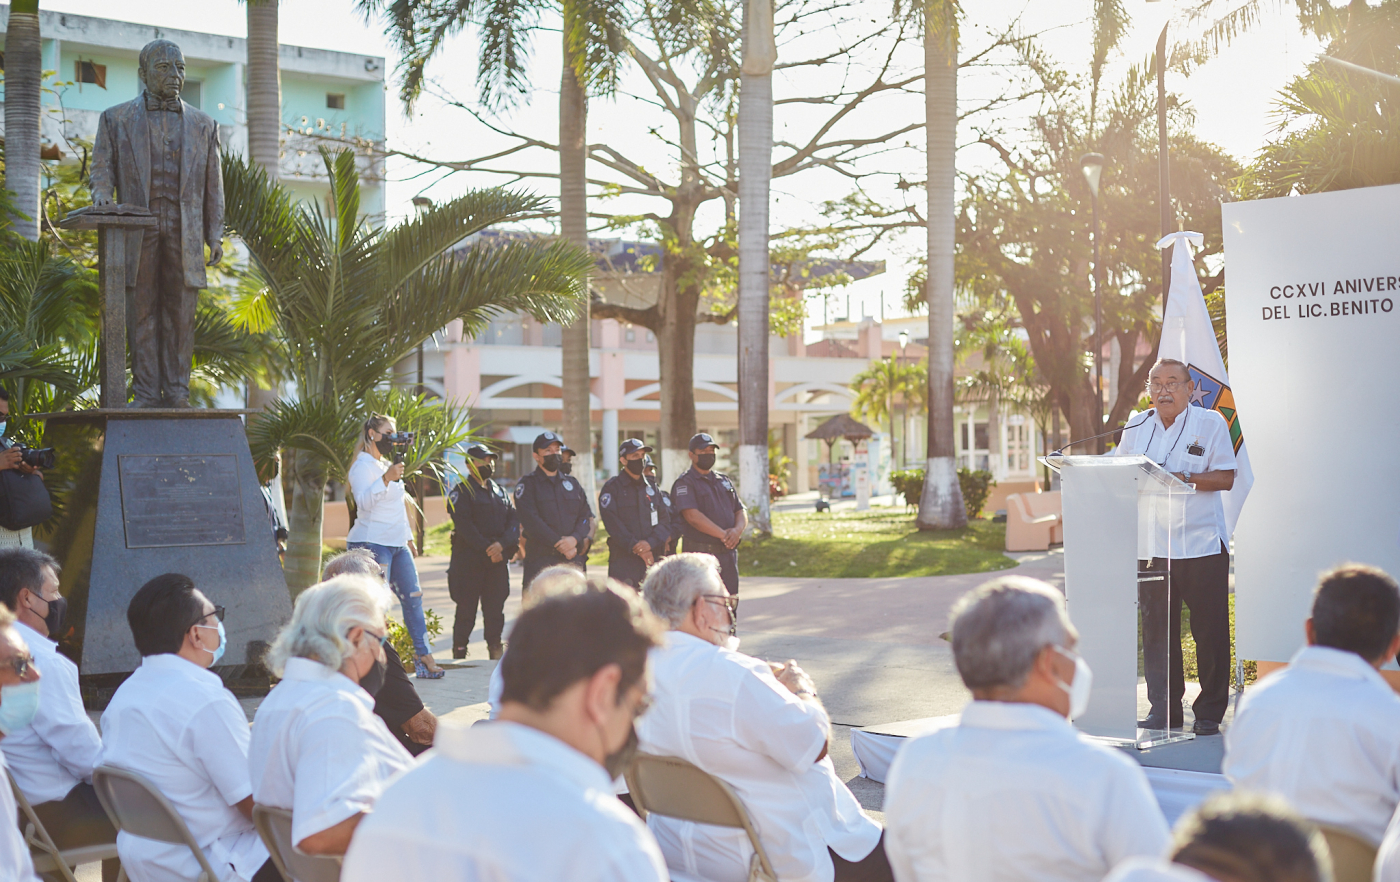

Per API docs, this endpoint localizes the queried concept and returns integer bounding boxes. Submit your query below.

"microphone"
[1050,410,1155,457]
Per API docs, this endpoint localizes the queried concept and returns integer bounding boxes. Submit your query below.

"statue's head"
[139,40,185,101]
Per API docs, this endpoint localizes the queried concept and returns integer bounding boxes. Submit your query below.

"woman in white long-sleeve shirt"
[345,414,443,679]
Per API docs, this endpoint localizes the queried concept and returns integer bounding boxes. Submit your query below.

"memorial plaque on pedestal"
[118,455,246,547]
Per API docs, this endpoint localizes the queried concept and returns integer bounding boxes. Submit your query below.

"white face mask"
[1053,646,1093,720]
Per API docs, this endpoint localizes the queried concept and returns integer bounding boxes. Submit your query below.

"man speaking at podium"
[1114,358,1237,735]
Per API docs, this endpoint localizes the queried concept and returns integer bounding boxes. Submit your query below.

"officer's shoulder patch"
[562,479,574,491]
[675,484,689,496]
[663,496,672,506]
[514,482,524,498]
[600,492,612,508]
[720,478,733,491]
[645,486,655,496]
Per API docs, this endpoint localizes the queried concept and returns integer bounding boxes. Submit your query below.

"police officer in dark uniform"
[671,433,746,596]
[559,444,596,568]
[514,431,593,589]
[446,444,518,660]
[598,439,671,588]
[643,455,677,556]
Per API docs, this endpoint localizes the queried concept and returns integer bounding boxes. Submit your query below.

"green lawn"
[741,510,1015,579]
[426,508,1014,579]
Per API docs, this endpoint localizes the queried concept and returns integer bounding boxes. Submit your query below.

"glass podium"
[1040,453,1196,749]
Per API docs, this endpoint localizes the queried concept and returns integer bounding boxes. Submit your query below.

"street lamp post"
[1079,152,1105,454]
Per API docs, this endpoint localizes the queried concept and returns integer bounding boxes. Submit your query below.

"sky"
[42,0,1325,330]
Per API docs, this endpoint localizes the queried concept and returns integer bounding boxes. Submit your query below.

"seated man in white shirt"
[1107,793,1327,882]
[0,549,117,880]
[1222,563,1400,847]
[0,602,44,882]
[250,573,414,855]
[638,553,887,882]
[101,573,277,882]
[884,576,1170,881]
[343,581,668,882]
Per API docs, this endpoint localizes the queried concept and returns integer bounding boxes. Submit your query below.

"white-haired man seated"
[638,553,887,882]
[884,576,1169,881]
[249,575,414,855]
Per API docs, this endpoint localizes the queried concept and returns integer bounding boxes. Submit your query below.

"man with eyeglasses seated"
[100,574,278,882]
[249,574,414,856]
[638,554,888,882]
[0,602,44,882]
[343,581,668,881]
[0,548,118,880]
[1112,357,1237,735]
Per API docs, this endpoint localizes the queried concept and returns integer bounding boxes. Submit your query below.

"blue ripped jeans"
[349,542,430,657]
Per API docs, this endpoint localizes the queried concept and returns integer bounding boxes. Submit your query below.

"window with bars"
[76,60,107,89]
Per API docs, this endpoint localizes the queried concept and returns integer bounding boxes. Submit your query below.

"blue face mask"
[0,680,40,734]
[196,620,227,665]
[0,421,7,437]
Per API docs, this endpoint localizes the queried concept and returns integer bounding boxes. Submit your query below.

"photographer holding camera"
[0,388,53,551]
[346,414,444,679]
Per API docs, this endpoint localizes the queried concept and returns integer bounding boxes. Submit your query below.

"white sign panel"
[1223,183,1400,662]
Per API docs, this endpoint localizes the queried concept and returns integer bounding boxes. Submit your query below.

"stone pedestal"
[39,411,292,680]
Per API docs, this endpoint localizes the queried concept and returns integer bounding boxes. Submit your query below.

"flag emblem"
[1187,364,1244,453]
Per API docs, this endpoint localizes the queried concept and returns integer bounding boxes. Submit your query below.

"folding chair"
[7,767,123,882]
[625,752,778,882]
[252,804,342,882]
[92,765,220,882]
[1317,824,1377,882]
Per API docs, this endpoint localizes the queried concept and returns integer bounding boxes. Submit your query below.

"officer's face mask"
[1052,645,1093,720]
[625,458,645,476]
[560,460,573,475]
[475,462,493,481]
[541,452,563,473]
[696,452,717,471]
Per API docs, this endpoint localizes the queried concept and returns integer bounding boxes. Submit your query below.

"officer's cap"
[643,455,656,469]
[532,431,564,452]
[562,446,577,456]
[465,443,497,460]
[619,438,653,458]
[688,432,721,451]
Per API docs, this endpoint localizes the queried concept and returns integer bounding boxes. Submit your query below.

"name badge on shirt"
[651,509,659,526]
[1187,442,1205,456]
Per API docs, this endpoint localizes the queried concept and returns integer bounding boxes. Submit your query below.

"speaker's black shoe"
[1192,719,1221,736]
[452,645,468,660]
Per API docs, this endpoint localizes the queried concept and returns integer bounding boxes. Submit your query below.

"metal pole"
[1156,24,1173,317]
[1092,191,1104,453]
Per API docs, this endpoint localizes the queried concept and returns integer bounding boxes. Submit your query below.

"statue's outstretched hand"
[92,192,115,207]
[207,242,223,266]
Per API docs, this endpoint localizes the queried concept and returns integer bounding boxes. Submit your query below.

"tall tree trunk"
[559,22,595,504]
[658,268,700,484]
[916,4,967,530]
[246,0,281,181]
[5,0,43,241]
[987,386,1001,478]
[283,450,326,597]
[737,0,776,535]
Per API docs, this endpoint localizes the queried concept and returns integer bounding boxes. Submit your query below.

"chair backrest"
[1024,490,1061,517]
[253,804,342,882]
[1318,825,1377,882]
[7,766,79,882]
[625,752,777,881]
[93,764,220,882]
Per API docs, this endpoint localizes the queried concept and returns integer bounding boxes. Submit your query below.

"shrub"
[386,608,444,668]
[887,467,996,520]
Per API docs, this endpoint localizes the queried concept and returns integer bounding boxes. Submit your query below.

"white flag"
[1156,231,1254,536]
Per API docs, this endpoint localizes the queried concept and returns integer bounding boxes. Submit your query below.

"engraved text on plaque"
[118,454,247,548]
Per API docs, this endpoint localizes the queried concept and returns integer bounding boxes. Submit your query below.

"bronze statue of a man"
[90,39,225,408]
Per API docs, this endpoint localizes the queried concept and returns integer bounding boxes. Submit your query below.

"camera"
[382,431,415,465]
[19,447,55,470]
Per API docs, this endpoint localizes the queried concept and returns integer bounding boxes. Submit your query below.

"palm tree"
[738,0,777,534]
[244,0,282,182]
[361,0,629,504]
[850,358,924,469]
[4,0,42,240]
[916,0,966,529]
[223,148,594,593]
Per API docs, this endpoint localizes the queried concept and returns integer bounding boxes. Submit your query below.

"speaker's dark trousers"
[1139,541,1231,724]
[448,555,510,649]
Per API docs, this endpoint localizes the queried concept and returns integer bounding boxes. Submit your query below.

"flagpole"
[1157,23,1173,318]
